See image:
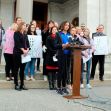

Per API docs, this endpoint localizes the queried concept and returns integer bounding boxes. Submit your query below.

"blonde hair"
[84,28,90,38]
[10,23,18,31]
[17,22,26,32]
[76,27,82,34]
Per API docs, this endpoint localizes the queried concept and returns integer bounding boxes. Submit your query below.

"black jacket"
[42,30,50,46]
[13,31,30,55]
[92,32,106,38]
[46,34,62,66]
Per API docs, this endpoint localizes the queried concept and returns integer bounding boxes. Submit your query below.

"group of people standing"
[0,18,106,94]
[40,21,106,95]
[1,17,42,91]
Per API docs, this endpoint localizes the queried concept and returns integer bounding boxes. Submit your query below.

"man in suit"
[90,24,106,81]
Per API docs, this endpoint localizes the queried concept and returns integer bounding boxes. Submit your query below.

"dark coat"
[46,34,62,67]
[42,30,50,46]
[42,30,50,59]
[13,31,30,55]
[92,32,106,38]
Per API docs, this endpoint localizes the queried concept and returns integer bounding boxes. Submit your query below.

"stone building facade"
[0,0,111,79]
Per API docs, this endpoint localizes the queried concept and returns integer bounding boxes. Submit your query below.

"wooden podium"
[64,45,90,99]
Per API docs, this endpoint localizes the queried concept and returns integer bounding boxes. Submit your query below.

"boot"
[49,81,53,90]
[48,73,53,90]
[52,80,57,90]
[52,72,57,90]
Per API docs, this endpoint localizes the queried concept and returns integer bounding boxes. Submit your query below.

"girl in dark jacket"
[46,26,67,90]
[42,20,54,81]
[13,22,30,91]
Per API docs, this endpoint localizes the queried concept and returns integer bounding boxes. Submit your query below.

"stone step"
[90,80,111,87]
[0,63,111,89]
[0,80,48,89]
[0,64,111,80]
[0,79,111,89]
[95,71,111,80]
[0,73,44,80]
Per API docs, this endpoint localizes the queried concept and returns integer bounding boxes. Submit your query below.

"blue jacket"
[59,32,71,55]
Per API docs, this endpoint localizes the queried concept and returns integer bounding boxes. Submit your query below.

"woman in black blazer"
[13,22,30,91]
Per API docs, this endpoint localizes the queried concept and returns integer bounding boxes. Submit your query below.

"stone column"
[79,0,100,32]
[0,0,15,29]
[106,0,111,54]
[16,0,33,24]
[0,0,15,65]
[79,0,111,80]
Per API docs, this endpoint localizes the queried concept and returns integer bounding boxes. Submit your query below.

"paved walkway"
[0,65,111,111]
[0,85,111,111]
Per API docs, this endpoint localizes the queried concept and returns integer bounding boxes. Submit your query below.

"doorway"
[33,1,48,30]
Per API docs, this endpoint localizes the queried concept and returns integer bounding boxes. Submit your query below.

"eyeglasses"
[81,26,85,27]
[98,28,103,29]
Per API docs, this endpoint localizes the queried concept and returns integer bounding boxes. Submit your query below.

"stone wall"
[63,0,79,22]
[48,0,79,25]
[48,2,64,25]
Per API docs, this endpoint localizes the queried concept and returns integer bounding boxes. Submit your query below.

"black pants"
[64,55,71,85]
[48,72,56,88]
[57,54,71,88]
[43,53,48,76]
[13,54,26,86]
[37,58,40,70]
[91,55,105,78]
[4,53,14,77]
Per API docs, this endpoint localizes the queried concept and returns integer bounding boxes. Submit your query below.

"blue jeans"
[24,58,36,76]
[81,58,92,84]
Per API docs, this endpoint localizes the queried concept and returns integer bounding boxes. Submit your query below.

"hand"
[84,52,88,58]
[66,43,71,48]
[92,47,96,53]
[62,44,70,49]
[23,50,28,55]
[42,45,47,52]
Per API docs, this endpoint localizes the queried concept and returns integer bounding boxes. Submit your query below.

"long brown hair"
[27,24,37,35]
[59,21,71,32]
[17,22,26,33]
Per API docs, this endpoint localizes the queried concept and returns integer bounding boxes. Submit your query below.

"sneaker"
[56,89,64,95]
[86,84,92,89]
[43,75,48,81]
[80,84,84,89]
[30,76,35,81]
[67,85,72,90]
[11,77,14,80]
[26,76,30,81]
[6,77,10,81]
[62,88,69,94]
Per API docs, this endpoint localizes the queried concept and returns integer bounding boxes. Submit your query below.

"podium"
[64,45,90,99]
